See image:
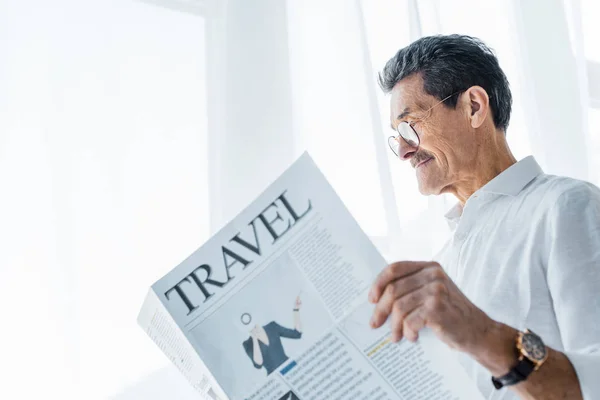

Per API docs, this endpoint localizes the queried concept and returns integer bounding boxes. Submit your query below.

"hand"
[250,325,261,340]
[368,261,496,354]
[294,296,302,310]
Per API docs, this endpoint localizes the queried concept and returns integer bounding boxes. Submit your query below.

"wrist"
[467,320,518,377]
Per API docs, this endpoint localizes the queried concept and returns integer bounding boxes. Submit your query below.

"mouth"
[415,157,434,169]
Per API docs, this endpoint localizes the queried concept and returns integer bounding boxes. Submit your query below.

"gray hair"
[378,34,512,131]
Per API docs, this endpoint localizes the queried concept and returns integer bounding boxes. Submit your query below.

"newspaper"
[137,153,483,400]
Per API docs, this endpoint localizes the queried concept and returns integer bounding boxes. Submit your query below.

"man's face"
[389,74,477,195]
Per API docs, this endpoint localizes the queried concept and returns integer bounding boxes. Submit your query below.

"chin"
[417,179,442,196]
[418,186,435,196]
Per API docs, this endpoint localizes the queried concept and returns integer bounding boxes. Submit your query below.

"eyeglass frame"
[388,91,465,157]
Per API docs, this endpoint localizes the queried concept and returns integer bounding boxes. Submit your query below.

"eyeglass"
[388,91,463,158]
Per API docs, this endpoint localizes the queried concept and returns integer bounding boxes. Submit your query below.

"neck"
[450,131,517,205]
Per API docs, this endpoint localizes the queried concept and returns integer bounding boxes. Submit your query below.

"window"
[0,1,209,398]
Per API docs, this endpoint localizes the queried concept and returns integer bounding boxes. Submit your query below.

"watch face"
[521,332,547,362]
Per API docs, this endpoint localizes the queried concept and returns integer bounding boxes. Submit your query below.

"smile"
[416,158,434,169]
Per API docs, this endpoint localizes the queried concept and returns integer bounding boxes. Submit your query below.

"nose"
[398,137,418,161]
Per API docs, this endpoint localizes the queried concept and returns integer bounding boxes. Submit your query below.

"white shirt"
[435,156,600,400]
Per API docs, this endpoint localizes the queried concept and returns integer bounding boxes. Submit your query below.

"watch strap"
[491,357,536,389]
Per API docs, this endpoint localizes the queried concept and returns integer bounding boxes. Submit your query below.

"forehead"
[389,74,429,118]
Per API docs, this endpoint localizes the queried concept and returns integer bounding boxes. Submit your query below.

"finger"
[390,303,404,342]
[370,272,423,328]
[369,262,426,303]
[388,281,440,341]
[370,283,396,328]
[402,282,447,341]
[403,309,427,342]
[370,266,445,328]
[369,261,439,303]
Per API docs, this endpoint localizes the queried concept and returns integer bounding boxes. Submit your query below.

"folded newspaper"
[138,153,483,400]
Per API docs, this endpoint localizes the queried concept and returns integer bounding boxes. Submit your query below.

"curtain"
[1,0,598,399]
[284,0,600,263]
[115,0,599,396]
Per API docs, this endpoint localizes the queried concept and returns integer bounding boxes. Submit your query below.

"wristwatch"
[492,329,548,389]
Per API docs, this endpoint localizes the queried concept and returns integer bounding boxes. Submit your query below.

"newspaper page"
[138,152,484,400]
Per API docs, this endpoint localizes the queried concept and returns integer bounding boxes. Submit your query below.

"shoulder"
[265,321,279,330]
[522,174,600,213]
[521,176,600,242]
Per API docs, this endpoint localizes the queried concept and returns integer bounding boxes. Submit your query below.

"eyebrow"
[396,108,412,121]
[390,107,412,130]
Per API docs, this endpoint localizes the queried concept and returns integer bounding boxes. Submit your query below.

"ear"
[464,86,490,129]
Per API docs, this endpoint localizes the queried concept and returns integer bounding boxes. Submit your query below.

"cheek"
[439,136,463,167]
[422,121,472,167]
[418,125,454,166]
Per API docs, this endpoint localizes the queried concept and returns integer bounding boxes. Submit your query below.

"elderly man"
[369,35,600,399]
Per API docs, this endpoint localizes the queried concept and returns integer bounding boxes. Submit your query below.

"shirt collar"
[477,156,543,196]
[443,156,543,229]
[444,202,463,231]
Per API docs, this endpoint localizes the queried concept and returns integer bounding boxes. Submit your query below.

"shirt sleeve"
[271,321,302,339]
[545,181,600,400]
